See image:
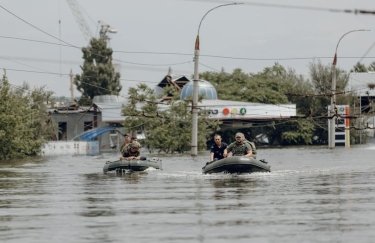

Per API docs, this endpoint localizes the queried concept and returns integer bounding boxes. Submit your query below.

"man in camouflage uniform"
[223,132,254,158]
[121,141,141,160]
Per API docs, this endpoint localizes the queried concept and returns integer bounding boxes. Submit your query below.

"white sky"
[1,0,374,97]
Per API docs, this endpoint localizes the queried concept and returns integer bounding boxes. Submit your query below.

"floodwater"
[1,145,375,243]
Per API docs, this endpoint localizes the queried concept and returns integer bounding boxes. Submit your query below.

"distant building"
[347,72,375,113]
[155,74,190,102]
[347,72,375,138]
[172,76,296,129]
[48,71,297,151]
[48,105,100,141]
[48,98,124,152]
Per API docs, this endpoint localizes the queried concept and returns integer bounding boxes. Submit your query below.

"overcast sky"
[1,0,374,97]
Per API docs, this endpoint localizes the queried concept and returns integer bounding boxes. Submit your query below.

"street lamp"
[191,3,242,156]
[328,29,370,149]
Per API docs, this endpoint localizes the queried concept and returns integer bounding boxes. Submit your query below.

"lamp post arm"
[197,3,243,37]
[333,29,370,65]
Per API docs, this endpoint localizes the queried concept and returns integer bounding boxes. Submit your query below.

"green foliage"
[74,38,121,105]
[308,61,351,143]
[201,64,319,145]
[0,73,54,160]
[121,61,358,147]
[351,62,368,72]
[351,61,375,72]
[201,64,309,105]
[369,62,375,72]
[122,84,220,153]
[278,119,315,145]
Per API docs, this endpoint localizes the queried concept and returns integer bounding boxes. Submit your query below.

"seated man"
[210,134,227,161]
[223,132,253,158]
[121,141,141,160]
[120,134,132,154]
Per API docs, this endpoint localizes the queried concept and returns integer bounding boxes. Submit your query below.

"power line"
[0,35,76,48]
[0,4,79,48]
[184,0,375,15]
[0,7,192,68]
[0,35,193,67]
[2,1,374,69]
[2,34,374,65]
[0,66,159,84]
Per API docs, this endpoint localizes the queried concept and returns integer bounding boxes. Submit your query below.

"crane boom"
[66,0,93,42]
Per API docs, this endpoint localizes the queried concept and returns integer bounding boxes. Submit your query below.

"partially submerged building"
[46,72,297,154]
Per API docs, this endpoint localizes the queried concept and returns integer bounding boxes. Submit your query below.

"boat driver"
[121,141,141,160]
[223,132,253,158]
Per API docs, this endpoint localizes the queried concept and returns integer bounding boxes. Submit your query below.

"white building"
[178,78,296,128]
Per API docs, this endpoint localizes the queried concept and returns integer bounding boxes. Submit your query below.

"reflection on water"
[208,176,263,203]
[1,147,375,242]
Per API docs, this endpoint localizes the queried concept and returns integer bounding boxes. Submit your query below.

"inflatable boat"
[202,156,270,174]
[103,157,162,173]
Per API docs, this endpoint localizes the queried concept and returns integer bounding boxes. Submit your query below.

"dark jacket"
[210,142,228,160]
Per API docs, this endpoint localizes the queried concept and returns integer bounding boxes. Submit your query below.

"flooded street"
[1,145,375,243]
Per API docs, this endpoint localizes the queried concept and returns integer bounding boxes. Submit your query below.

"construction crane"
[66,0,118,42]
[65,0,118,102]
[66,0,94,42]
[98,20,117,41]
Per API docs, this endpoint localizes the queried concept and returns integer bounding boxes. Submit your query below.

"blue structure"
[73,126,121,141]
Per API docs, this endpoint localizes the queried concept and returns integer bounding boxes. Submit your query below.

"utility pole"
[191,3,242,156]
[328,29,370,149]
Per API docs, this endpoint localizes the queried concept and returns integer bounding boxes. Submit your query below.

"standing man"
[223,132,253,158]
[210,134,228,161]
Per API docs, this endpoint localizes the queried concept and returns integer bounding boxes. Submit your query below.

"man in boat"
[120,134,132,154]
[121,141,141,160]
[210,134,228,161]
[223,132,254,158]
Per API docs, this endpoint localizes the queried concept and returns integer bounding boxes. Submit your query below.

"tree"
[74,38,121,105]
[352,61,375,72]
[308,60,351,144]
[200,64,317,145]
[0,72,55,160]
[369,62,375,72]
[201,64,304,104]
[122,84,220,153]
[351,62,368,72]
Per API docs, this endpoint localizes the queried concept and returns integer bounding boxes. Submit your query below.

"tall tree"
[74,38,121,105]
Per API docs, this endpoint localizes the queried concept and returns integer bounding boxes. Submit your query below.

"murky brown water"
[1,145,375,243]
